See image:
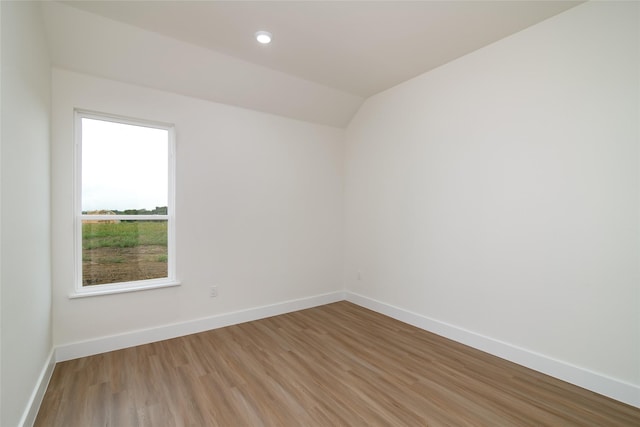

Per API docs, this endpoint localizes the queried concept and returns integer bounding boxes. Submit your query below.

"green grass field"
[82,221,167,249]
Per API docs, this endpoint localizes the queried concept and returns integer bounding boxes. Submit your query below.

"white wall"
[51,69,344,347]
[0,2,53,426]
[345,0,639,390]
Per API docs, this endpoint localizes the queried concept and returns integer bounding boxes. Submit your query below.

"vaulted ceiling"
[44,1,581,127]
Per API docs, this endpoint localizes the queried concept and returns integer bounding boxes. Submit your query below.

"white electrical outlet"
[209,286,218,298]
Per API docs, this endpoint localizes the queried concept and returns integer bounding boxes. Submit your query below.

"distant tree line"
[114,206,168,215]
[82,206,168,215]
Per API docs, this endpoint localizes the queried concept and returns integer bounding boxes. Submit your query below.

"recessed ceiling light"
[255,31,272,44]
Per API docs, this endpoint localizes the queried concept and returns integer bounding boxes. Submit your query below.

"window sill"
[69,280,181,299]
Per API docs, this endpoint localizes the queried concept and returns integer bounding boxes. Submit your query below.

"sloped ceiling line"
[45,1,581,128]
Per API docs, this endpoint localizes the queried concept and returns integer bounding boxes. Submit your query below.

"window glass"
[81,118,168,213]
[76,113,175,292]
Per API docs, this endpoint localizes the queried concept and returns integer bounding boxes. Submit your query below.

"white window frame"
[70,110,179,298]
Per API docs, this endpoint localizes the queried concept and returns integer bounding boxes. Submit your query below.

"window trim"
[71,110,179,298]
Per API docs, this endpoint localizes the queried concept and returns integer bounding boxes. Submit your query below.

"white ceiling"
[60,1,581,97]
[44,1,582,127]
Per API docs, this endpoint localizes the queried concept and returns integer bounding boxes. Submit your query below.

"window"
[73,111,177,297]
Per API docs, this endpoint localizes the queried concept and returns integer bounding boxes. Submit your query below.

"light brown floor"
[35,301,640,426]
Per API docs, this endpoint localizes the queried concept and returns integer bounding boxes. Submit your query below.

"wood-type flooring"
[35,301,640,426]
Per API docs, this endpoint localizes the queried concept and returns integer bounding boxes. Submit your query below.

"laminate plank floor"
[35,301,640,426]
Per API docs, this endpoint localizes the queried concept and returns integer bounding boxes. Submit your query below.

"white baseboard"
[345,291,640,409]
[19,348,56,427]
[55,290,346,362]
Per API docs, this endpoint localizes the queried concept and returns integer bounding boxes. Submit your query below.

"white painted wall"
[0,2,53,426]
[51,69,344,347]
[345,0,640,388]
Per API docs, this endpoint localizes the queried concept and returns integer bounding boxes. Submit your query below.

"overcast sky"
[82,118,168,212]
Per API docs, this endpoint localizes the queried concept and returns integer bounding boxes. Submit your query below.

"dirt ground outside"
[83,245,168,286]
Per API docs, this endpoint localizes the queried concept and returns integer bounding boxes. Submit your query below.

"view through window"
[77,112,175,289]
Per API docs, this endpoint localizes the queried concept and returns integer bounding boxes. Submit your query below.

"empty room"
[1,0,639,425]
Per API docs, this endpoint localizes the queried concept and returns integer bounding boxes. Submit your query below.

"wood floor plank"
[35,301,640,426]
